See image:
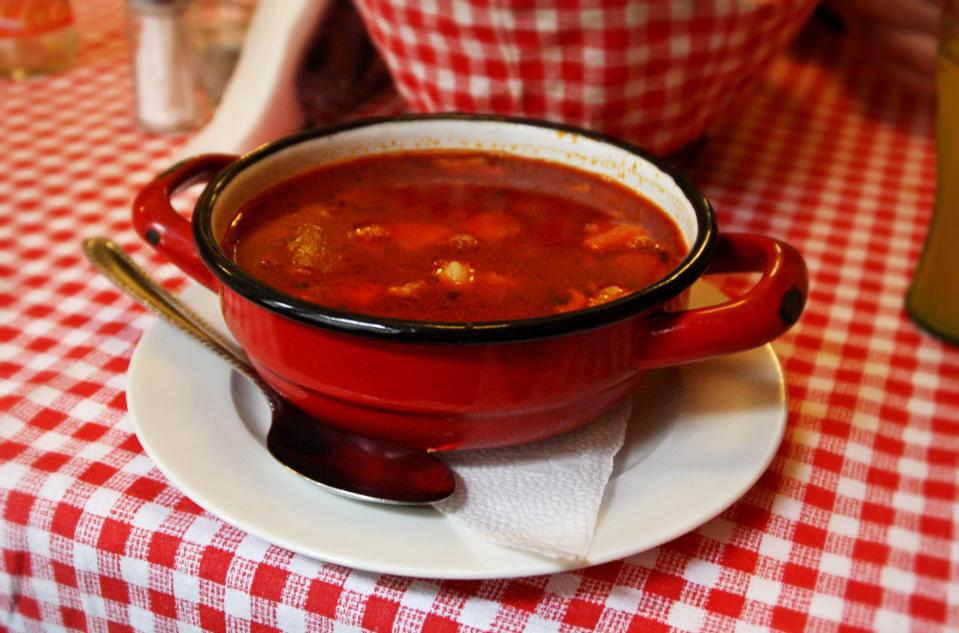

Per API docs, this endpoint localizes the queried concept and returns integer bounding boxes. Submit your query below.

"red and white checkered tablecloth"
[2,0,958,631]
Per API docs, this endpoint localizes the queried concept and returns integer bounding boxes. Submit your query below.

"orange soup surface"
[223,151,688,322]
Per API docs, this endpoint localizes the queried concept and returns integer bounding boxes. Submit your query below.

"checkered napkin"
[436,399,630,560]
[184,0,816,157]
[351,0,817,153]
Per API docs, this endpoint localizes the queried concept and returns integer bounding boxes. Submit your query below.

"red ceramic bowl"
[133,114,807,451]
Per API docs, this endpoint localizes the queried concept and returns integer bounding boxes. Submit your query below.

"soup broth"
[222,151,687,322]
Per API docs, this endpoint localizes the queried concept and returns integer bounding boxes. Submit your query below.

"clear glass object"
[126,0,208,133]
[0,0,77,80]
[193,0,258,107]
[907,0,959,344]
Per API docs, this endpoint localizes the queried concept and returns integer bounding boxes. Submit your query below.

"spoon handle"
[82,237,259,385]
[83,237,456,505]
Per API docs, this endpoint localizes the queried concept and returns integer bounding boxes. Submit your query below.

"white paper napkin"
[435,399,631,561]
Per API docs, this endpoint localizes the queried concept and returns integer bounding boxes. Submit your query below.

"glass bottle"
[0,0,77,79]
[193,0,258,107]
[906,0,959,344]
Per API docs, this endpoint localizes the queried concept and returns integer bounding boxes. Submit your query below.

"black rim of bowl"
[194,113,717,343]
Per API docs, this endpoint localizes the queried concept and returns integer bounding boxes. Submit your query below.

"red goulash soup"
[223,152,687,322]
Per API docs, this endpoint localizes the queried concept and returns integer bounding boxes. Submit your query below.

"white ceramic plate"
[127,283,786,579]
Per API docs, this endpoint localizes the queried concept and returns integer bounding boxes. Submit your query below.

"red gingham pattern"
[352,0,818,154]
[2,1,958,631]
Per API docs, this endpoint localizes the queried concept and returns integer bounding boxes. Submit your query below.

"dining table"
[2,0,957,631]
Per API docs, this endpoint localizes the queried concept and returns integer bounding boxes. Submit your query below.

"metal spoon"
[82,237,455,505]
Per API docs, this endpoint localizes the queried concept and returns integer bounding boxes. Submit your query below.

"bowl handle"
[638,233,808,368]
[132,154,237,291]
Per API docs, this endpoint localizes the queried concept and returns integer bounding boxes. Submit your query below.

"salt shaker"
[126,0,208,133]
